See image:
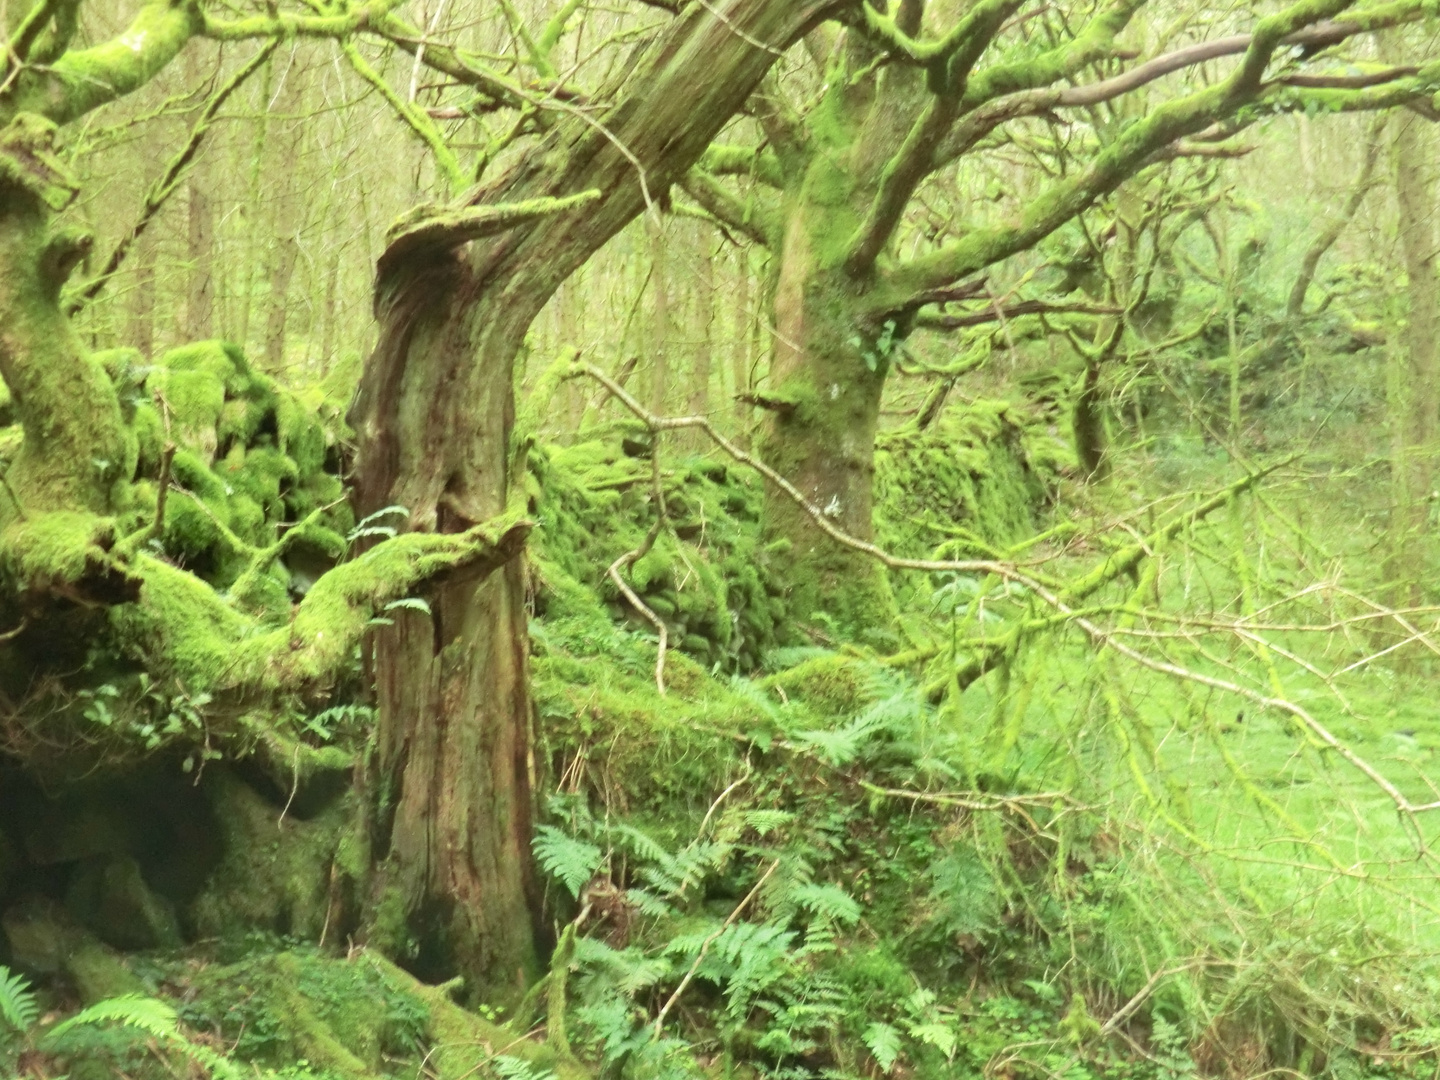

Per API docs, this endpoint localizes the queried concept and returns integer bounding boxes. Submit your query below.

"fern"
[490,1054,556,1080]
[863,1020,903,1071]
[0,965,38,1034]
[347,504,410,545]
[44,995,244,1080]
[790,882,861,926]
[533,825,603,897]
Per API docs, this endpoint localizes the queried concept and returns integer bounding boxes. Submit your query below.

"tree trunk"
[758,210,891,633]
[185,177,214,341]
[0,149,130,520]
[128,224,157,358]
[647,214,670,417]
[1388,110,1438,609]
[349,0,839,996]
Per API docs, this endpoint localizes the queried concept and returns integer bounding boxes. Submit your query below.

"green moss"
[0,510,119,589]
[765,652,872,716]
[531,439,782,671]
[190,770,353,944]
[109,554,252,689]
[178,948,425,1078]
[147,368,225,459]
[874,399,1052,565]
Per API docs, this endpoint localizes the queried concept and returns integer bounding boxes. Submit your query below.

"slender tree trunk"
[1388,111,1438,608]
[733,253,753,440]
[185,177,214,340]
[263,80,305,370]
[688,227,715,447]
[129,225,157,357]
[349,0,838,995]
[648,214,670,417]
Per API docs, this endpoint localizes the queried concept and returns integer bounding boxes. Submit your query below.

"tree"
[346,0,843,993]
[679,0,1440,630]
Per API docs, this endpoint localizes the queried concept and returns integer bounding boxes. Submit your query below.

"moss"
[0,509,120,589]
[189,770,352,943]
[178,948,425,1078]
[109,554,251,690]
[874,399,1052,565]
[764,652,873,716]
[131,401,165,475]
[147,367,226,461]
[531,439,783,671]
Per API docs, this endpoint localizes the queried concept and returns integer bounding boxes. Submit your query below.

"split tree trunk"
[349,0,839,997]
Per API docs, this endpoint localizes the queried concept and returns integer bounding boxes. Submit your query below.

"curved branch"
[6,0,199,125]
[883,0,1438,311]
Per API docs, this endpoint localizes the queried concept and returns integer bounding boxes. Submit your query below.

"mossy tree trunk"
[0,153,131,519]
[758,213,894,632]
[349,0,841,996]
[683,0,1407,637]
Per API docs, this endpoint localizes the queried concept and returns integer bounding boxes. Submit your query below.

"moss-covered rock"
[65,853,182,951]
[531,437,784,672]
[189,769,353,944]
[874,399,1053,563]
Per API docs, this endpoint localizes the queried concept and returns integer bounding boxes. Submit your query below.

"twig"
[652,857,780,1039]
[607,438,671,693]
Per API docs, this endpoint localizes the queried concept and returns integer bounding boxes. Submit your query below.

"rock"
[19,785,141,866]
[2,895,145,1001]
[66,854,182,951]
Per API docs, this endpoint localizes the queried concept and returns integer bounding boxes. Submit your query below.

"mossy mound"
[121,340,353,603]
[875,399,1056,564]
[531,435,786,672]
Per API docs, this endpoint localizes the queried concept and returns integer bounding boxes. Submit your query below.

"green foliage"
[0,965,39,1036]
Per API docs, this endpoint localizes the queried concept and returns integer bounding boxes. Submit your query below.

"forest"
[3,0,1440,1076]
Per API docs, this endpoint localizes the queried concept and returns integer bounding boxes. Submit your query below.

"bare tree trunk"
[648,214,670,417]
[185,177,214,340]
[263,76,305,371]
[1388,110,1438,608]
[129,225,157,357]
[733,253,753,440]
[349,0,839,996]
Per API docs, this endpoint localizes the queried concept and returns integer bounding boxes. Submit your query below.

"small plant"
[0,964,244,1078]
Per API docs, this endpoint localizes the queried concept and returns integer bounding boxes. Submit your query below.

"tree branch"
[680,167,780,248]
[69,40,277,313]
[881,0,1434,311]
[843,0,1025,278]
[7,0,200,125]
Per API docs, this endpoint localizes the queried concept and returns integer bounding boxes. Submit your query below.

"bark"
[128,224,157,357]
[349,0,839,996]
[263,73,305,370]
[648,214,671,417]
[758,218,892,632]
[687,225,715,449]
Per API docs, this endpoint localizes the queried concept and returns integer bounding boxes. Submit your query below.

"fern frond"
[533,826,603,897]
[45,994,180,1043]
[790,882,861,926]
[0,965,39,1034]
